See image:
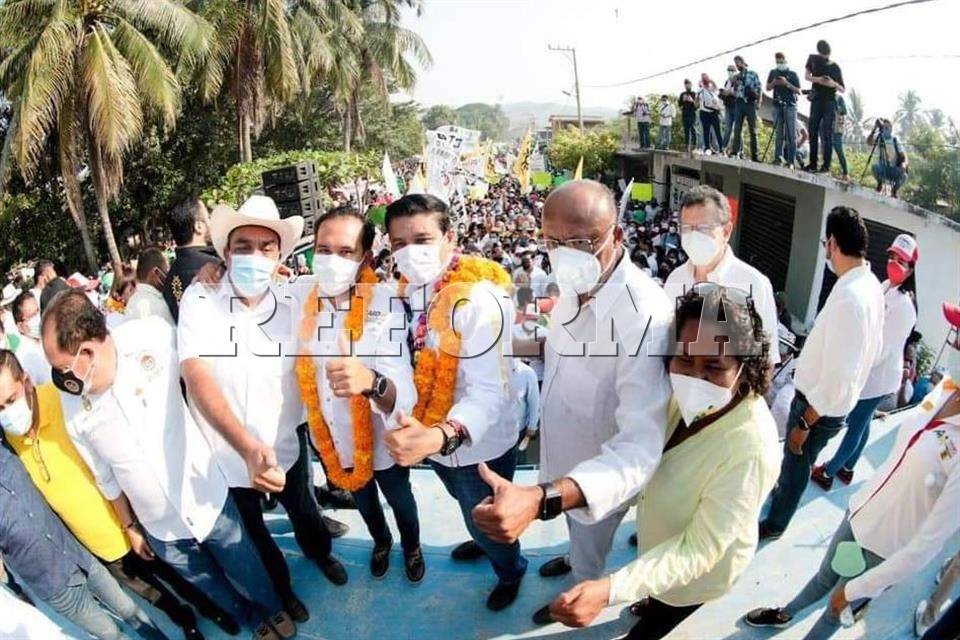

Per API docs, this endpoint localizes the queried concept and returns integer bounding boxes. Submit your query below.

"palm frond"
[259,0,299,103]
[192,2,244,102]
[112,18,180,128]
[0,0,57,49]
[110,0,212,63]
[0,105,19,197]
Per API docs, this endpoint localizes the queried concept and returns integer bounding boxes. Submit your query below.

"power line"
[585,0,941,89]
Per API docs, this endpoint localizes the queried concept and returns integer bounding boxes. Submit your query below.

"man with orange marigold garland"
[293,206,423,583]
[178,196,348,624]
[383,194,528,611]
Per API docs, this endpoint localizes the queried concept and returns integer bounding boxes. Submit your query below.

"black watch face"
[375,375,388,397]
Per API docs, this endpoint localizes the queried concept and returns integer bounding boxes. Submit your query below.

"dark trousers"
[352,464,421,553]
[699,111,722,152]
[922,598,960,640]
[430,446,528,585]
[637,122,651,148]
[731,100,758,160]
[763,394,846,534]
[231,428,332,600]
[808,99,837,169]
[626,598,702,639]
[682,113,697,149]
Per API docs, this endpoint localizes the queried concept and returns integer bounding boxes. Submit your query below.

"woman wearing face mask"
[812,234,919,490]
[548,285,780,638]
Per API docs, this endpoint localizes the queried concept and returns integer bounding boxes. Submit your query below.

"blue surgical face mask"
[229,254,277,298]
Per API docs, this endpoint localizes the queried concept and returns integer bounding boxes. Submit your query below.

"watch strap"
[538,482,563,521]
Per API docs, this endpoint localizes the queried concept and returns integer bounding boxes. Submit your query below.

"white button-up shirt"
[124,283,175,326]
[404,273,515,468]
[177,279,303,488]
[63,318,228,542]
[858,281,917,400]
[793,263,884,418]
[665,245,780,367]
[845,378,960,602]
[540,254,673,524]
[300,281,416,471]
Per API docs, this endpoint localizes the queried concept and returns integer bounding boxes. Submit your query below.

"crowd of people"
[628,39,910,197]
[0,166,958,640]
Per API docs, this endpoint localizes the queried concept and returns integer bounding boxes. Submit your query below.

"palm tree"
[926,108,947,134]
[845,88,867,145]
[894,90,923,139]
[335,0,432,152]
[0,0,210,273]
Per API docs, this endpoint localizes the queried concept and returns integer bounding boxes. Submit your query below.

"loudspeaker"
[264,179,320,204]
[262,161,315,188]
[261,162,325,238]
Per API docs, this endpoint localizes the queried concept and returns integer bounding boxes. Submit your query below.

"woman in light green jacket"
[549,283,782,639]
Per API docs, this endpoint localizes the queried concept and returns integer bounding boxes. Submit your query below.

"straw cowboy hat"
[209,195,304,260]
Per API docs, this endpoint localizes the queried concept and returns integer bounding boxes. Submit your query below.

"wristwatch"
[538,482,563,521]
[437,422,463,456]
[362,370,388,399]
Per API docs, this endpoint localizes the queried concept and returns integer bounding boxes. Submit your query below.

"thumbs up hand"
[471,462,544,544]
[325,332,374,398]
[384,411,445,467]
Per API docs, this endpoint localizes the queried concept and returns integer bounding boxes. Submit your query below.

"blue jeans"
[722,106,736,150]
[699,111,722,152]
[146,495,282,629]
[46,561,165,640]
[430,447,528,585]
[873,162,907,194]
[658,125,672,149]
[352,464,421,552]
[763,393,846,534]
[808,99,836,169]
[774,103,798,164]
[783,515,883,640]
[637,122,651,148]
[833,132,849,175]
[824,395,888,477]
[731,100,758,160]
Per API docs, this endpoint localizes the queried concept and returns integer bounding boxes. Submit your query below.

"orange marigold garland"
[399,253,511,426]
[295,266,379,492]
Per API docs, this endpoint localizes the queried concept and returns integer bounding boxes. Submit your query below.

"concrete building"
[615,149,960,375]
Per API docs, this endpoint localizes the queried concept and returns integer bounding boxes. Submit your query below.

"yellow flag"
[574,156,584,181]
[407,165,426,195]
[513,129,532,191]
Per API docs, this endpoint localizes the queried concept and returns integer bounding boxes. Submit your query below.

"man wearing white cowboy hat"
[1,283,20,336]
[179,195,347,624]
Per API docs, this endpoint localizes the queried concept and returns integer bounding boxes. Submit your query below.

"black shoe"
[203,611,240,636]
[629,599,649,617]
[404,547,426,584]
[322,515,349,538]
[538,556,572,578]
[817,165,831,174]
[315,485,357,510]
[371,540,392,579]
[744,607,792,628]
[532,604,553,625]
[758,521,783,542]
[318,555,348,586]
[282,596,309,623]
[628,533,638,547]
[183,626,204,640]
[262,494,278,512]
[802,164,817,173]
[450,540,485,561]
[487,580,521,611]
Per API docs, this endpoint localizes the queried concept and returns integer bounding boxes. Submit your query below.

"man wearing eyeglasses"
[665,185,780,372]
[471,179,674,626]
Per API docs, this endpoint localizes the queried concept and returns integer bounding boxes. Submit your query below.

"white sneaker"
[915,598,953,637]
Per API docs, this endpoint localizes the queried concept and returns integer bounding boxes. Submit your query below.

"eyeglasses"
[679,223,719,235]
[542,223,615,253]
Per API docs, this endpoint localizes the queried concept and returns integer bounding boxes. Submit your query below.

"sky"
[399,0,960,126]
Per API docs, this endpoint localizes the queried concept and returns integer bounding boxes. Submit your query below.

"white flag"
[382,152,401,200]
[619,178,635,220]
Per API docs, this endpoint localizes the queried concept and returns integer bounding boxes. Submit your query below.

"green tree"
[894,90,923,139]
[547,125,619,177]
[845,88,868,144]
[360,98,425,159]
[0,0,210,274]
[455,103,509,141]
[421,104,458,130]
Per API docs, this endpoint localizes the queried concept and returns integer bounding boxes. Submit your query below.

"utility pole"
[548,44,583,132]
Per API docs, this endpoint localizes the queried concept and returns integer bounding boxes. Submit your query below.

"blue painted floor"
[26,409,959,639]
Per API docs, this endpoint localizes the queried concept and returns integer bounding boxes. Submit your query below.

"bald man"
[471,180,674,625]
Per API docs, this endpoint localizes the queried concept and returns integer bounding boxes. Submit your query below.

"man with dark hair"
[126,247,173,325]
[730,55,762,161]
[804,39,845,173]
[678,79,698,151]
[766,52,801,166]
[161,197,219,321]
[39,262,71,313]
[30,259,57,301]
[760,206,883,539]
[6,290,51,384]
[40,291,294,640]
[382,193,529,611]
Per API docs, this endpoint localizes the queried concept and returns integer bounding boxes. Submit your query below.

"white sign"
[425,125,482,201]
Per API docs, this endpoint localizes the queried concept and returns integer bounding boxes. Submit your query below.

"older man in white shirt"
[665,185,779,369]
[124,247,174,325]
[470,180,673,625]
[40,291,293,640]
[760,206,884,539]
[179,196,346,625]
[381,194,527,612]
[295,206,423,583]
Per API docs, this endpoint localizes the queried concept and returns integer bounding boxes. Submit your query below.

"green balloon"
[368,205,387,228]
[553,175,569,186]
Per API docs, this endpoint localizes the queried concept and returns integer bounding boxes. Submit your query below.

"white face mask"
[0,393,32,437]
[681,231,722,267]
[312,254,361,297]
[825,240,836,274]
[228,254,277,298]
[393,244,445,285]
[24,314,41,340]
[670,365,742,426]
[548,246,603,296]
